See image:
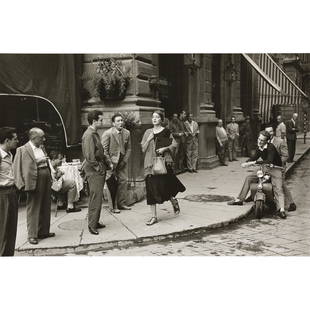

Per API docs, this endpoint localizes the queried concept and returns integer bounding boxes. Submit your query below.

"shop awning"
[242,53,308,123]
[0,54,81,146]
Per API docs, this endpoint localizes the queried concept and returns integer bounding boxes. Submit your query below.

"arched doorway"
[0,94,67,154]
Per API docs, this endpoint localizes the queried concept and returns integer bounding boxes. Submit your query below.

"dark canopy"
[0,54,81,146]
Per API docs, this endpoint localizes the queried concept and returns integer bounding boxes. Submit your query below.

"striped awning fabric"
[242,53,308,123]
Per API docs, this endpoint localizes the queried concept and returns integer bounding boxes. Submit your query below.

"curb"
[16,206,253,256]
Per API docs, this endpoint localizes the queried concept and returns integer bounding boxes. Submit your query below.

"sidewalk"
[15,134,310,255]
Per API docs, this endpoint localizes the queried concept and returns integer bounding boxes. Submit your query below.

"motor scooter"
[249,163,283,219]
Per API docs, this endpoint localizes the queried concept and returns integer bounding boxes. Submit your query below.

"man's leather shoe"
[119,205,131,210]
[278,210,287,219]
[97,222,106,229]
[288,203,297,212]
[227,200,243,206]
[28,238,38,245]
[245,196,253,202]
[66,207,82,213]
[38,232,55,239]
[193,170,198,173]
[88,226,99,235]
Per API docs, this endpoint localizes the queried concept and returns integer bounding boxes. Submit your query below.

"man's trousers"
[0,187,18,256]
[186,137,198,171]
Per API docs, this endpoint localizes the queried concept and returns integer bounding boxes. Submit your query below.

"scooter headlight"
[257,170,264,178]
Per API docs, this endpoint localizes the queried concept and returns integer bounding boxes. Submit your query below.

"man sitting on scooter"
[228,130,287,219]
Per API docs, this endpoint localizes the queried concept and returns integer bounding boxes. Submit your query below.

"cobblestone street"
[82,151,310,256]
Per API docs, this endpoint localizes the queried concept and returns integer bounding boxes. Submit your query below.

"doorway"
[158,54,186,118]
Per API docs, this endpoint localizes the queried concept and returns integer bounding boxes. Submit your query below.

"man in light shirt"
[275,115,286,140]
[13,128,55,245]
[215,119,229,166]
[184,113,199,172]
[0,127,19,256]
[226,116,239,162]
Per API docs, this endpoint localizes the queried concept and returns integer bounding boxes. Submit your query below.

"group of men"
[275,113,299,163]
[215,116,241,166]
[228,120,298,219]
[168,110,200,173]
[0,111,132,255]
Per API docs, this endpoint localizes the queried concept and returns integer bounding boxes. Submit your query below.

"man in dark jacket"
[286,113,299,163]
[81,110,112,235]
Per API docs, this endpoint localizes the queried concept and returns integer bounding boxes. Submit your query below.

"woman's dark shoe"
[88,226,99,235]
[146,217,158,226]
[171,198,180,215]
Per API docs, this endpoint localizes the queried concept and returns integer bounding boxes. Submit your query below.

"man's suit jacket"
[271,136,288,165]
[226,122,239,140]
[81,126,109,178]
[184,120,199,143]
[101,127,131,166]
[286,119,298,141]
[13,142,50,191]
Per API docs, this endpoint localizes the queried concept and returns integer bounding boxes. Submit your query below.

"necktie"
[118,131,125,155]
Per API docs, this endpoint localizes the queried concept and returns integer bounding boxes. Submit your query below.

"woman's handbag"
[152,156,167,175]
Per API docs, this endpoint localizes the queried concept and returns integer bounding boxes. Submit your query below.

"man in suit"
[239,116,254,157]
[265,125,297,212]
[81,110,111,235]
[286,113,299,163]
[13,128,55,245]
[228,130,287,219]
[184,113,199,173]
[215,119,229,166]
[275,115,287,140]
[226,116,239,162]
[102,113,131,213]
[0,127,19,256]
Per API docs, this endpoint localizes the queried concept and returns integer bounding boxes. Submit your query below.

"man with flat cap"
[13,127,55,245]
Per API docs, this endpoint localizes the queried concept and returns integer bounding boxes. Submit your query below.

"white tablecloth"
[59,163,84,200]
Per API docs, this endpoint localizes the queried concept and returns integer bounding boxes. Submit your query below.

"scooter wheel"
[254,200,264,219]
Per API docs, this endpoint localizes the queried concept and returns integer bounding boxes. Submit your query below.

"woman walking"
[141,110,186,225]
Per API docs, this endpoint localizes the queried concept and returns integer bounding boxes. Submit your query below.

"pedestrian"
[169,113,186,172]
[0,127,19,256]
[265,125,297,212]
[215,119,229,166]
[226,116,239,161]
[101,113,132,213]
[141,110,186,226]
[184,113,199,173]
[239,116,254,156]
[13,128,55,245]
[81,110,112,235]
[275,115,286,140]
[286,113,299,163]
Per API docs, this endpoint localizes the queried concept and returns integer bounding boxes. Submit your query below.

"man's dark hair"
[259,130,271,141]
[0,127,17,144]
[111,113,123,123]
[87,110,102,125]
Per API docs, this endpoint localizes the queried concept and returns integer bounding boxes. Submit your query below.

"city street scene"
[0,53,310,257]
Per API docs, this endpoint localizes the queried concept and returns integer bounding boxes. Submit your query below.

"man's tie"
[118,131,125,155]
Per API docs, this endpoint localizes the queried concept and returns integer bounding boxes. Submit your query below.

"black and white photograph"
[1,1,309,310]
[1,53,309,257]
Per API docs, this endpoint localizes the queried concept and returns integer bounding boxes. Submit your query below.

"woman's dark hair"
[87,110,102,125]
[111,113,123,123]
[153,110,164,122]
[0,127,17,144]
